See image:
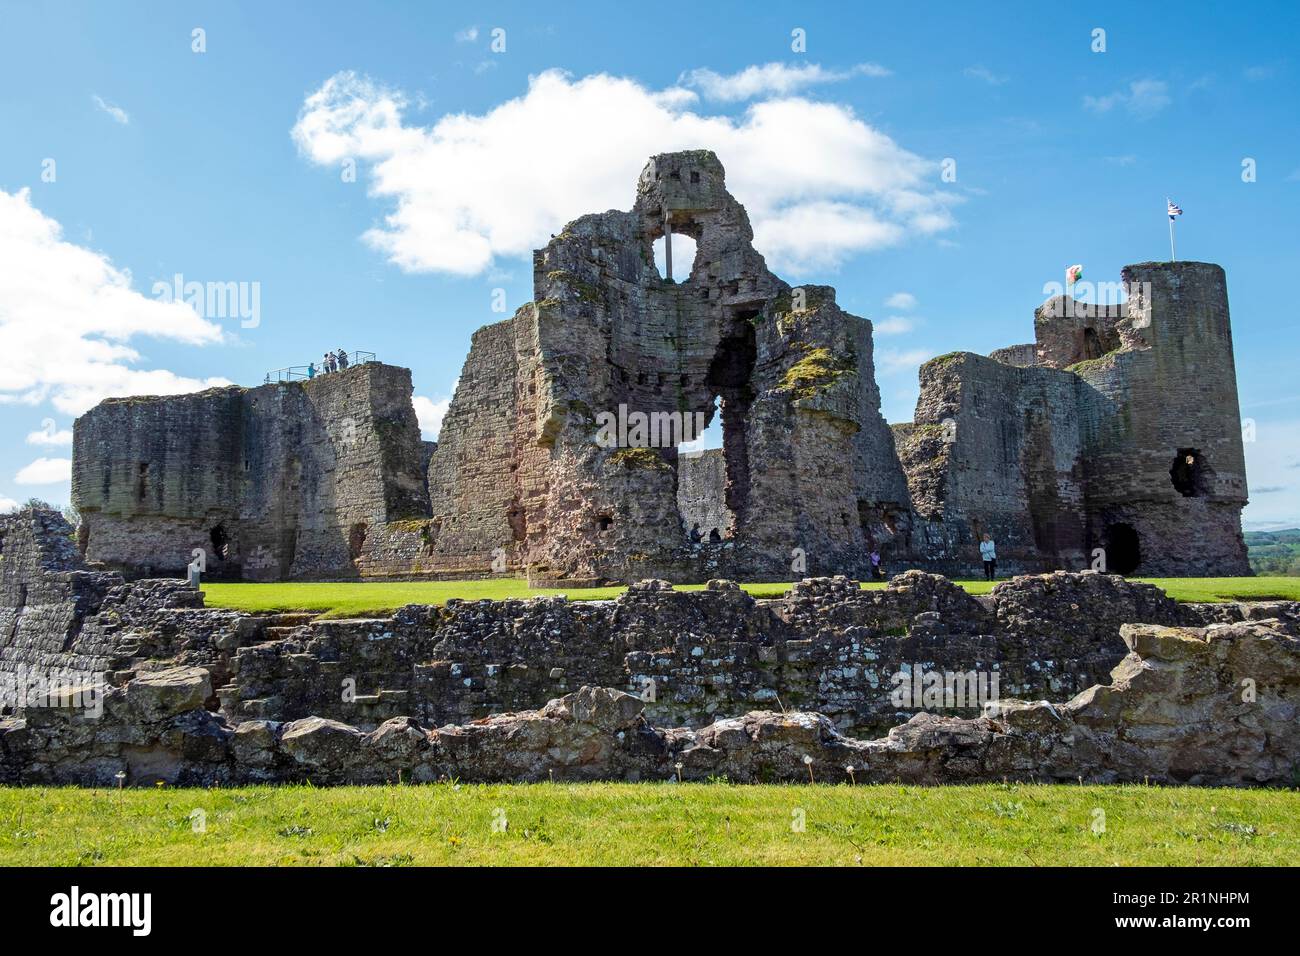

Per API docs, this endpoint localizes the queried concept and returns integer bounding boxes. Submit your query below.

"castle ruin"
[71,150,1250,583]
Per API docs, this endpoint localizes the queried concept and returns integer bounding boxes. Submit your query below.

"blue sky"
[1,0,1297,527]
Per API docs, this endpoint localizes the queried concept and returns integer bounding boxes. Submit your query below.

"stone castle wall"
[67,152,1251,584]
[74,362,429,581]
[894,353,1088,575]
[678,449,729,538]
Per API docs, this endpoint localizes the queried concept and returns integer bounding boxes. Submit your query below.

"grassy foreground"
[200,576,1300,619]
[2,783,1296,866]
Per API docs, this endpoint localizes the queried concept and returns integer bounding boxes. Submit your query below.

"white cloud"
[0,496,17,513]
[1083,79,1170,119]
[455,26,479,43]
[964,66,1008,86]
[26,418,72,446]
[0,188,231,416]
[413,394,451,440]
[678,62,890,101]
[884,291,917,309]
[873,316,915,336]
[92,94,129,124]
[292,69,958,277]
[15,456,71,485]
[876,347,932,374]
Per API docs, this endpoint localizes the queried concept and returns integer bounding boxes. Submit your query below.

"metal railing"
[264,351,377,383]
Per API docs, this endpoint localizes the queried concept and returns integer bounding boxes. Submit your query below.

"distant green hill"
[1245,529,1300,575]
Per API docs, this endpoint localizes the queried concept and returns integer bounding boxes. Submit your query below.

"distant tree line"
[1245,530,1300,576]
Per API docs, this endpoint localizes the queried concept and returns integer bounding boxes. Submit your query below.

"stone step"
[265,626,305,640]
[265,613,317,627]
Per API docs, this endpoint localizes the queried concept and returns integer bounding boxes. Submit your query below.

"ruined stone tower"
[1071,262,1250,575]
[890,261,1250,576]
[419,150,910,583]
[69,152,1251,583]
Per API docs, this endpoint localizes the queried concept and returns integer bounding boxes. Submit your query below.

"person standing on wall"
[869,547,884,580]
[980,533,997,581]
[337,349,349,370]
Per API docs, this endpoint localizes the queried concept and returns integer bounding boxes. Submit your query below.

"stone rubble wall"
[2,509,1295,786]
[221,572,1160,738]
[3,617,1296,788]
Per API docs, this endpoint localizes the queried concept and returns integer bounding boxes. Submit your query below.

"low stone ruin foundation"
[2,509,1294,787]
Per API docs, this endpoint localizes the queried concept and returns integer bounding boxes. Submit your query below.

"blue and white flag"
[1167,200,1184,220]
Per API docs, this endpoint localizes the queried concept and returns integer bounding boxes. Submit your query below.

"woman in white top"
[979,534,997,581]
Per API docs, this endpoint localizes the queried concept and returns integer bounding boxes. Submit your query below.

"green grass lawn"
[2,783,1295,866]
[200,576,1300,619]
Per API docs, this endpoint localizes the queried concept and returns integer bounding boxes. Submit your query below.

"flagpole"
[1167,196,1176,262]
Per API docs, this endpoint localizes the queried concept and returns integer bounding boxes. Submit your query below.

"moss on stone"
[771,286,831,315]
[545,270,604,304]
[608,447,670,470]
[923,351,965,370]
[1065,354,1118,375]
[387,519,431,534]
[778,346,856,398]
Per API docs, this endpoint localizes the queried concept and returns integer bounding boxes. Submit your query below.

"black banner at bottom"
[0,866,1284,941]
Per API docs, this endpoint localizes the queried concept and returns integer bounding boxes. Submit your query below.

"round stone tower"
[1072,261,1250,575]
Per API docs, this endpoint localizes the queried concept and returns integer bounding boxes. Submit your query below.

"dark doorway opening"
[1082,327,1103,360]
[209,525,229,561]
[348,522,368,562]
[1170,448,1207,497]
[707,314,758,528]
[1105,522,1141,575]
